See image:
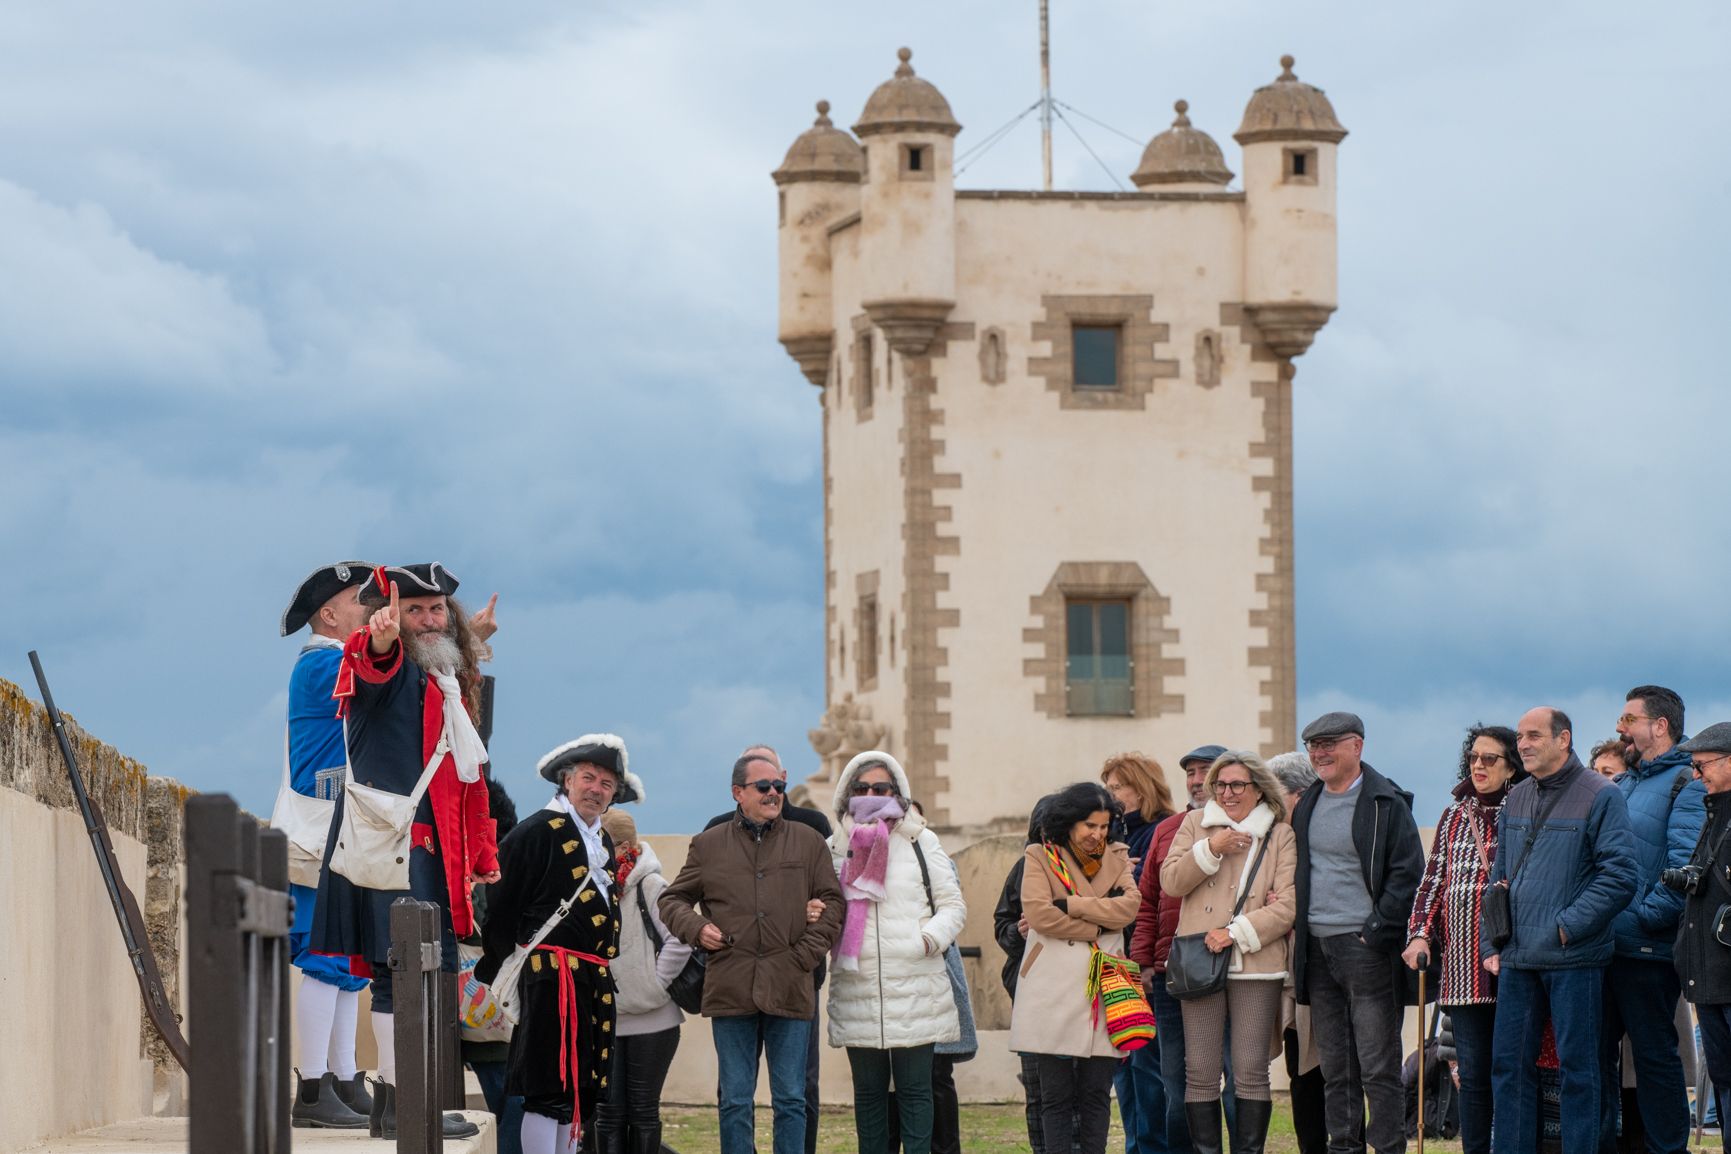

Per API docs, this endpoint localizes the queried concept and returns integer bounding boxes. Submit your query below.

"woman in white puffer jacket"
[826,751,966,1154]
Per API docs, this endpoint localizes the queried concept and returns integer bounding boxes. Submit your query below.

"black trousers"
[596,1026,680,1138]
[1036,1055,1117,1154]
[1284,1027,1330,1154]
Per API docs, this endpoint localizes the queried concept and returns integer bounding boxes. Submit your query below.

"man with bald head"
[1482,706,1637,1154]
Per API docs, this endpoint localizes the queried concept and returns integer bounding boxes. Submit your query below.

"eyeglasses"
[1467,753,1508,768]
[742,780,787,795]
[849,782,899,797]
[1617,714,1653,728]
[1691,754,1730,775]
[1213,780,1255,797]
[1305,735,1357,752]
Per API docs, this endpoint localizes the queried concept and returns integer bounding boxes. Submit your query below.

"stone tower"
[779,51,1346,837]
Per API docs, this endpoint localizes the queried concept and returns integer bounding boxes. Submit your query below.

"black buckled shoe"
[290,1071,368,1129]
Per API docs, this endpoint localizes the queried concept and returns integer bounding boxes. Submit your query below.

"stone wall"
[0,676,188,1153]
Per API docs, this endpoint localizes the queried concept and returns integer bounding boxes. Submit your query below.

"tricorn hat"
[358,562,460,604]
[537,734,645,805]
[281,560,376,636]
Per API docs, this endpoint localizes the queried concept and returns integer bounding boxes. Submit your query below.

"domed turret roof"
[773,101,865,185]
[853,48,961,139]
[1131,100,1233,188]
[1234,55,1348,145]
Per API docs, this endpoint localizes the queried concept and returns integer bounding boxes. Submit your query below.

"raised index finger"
[389,581,400,613]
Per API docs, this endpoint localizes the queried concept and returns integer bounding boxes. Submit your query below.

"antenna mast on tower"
[1039,0,1053,190]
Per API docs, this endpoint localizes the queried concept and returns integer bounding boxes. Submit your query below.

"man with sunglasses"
[1288,712,1424,1154]
[661,752,844,1154]
[1674,723,1731,1144]
[1596,686,1706,1154]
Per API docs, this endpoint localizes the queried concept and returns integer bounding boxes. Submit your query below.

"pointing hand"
[369,582,400,655]
[469,593,500,643]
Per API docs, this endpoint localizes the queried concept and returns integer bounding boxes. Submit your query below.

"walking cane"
[1417,967,1427,1154]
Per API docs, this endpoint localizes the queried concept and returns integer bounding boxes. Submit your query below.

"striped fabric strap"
[1043,842,1078,895]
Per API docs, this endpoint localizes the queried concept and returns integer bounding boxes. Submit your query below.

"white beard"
[404,630,463,674]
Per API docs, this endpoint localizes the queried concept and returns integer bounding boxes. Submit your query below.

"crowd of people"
[272,561,1731,1154]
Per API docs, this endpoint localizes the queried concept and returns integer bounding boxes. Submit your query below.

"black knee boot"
[1231,1099,1272,1154]
[628,1123,663,1154]
[1186,1101,1225,1154]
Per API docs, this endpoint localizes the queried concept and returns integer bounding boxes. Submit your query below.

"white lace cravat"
[429,667,487,783]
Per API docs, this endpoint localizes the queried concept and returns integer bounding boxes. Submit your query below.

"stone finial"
[1173,99,1192,127]
[896,47,914,76]
[815,100,832,127]
[1279,54,1297,80]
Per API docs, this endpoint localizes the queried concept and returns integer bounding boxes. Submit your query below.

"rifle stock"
[28,651,191,1073]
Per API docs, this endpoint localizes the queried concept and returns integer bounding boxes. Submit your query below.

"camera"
[1661,865,1705,895]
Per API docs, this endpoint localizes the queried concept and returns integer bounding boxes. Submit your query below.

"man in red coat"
[311,562,499,1140]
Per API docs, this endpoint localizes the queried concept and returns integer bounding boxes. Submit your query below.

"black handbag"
[1165,833,1270,1002]
[637,884,707,1014]
[1484,785,1564,950]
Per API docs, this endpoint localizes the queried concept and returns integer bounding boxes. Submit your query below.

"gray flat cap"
[1179,743,1228,768]
[1301,711,1365,742]
[1679,722,1731,755]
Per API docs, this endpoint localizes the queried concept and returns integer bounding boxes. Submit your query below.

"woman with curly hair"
[1010,782,1140,1154]
[1401,724,1526,1154]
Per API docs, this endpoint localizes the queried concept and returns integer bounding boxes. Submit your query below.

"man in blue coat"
[1599,686,1705,1154]
[1483,707,1638,1154]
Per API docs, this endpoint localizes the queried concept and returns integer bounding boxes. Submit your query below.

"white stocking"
[295,975,339,1078]
[520,1110,561,1154]
[328,987,360,1079]
[372,1010,396,1085]
[562,1122,583,1154]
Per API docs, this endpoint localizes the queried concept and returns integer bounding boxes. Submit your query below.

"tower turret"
[1235,55,1347,357]
[773,100,864,386]
[852,48,961,354]
[1131,100,1233,192]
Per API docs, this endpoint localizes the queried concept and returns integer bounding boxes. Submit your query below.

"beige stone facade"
[778,50,1345,838]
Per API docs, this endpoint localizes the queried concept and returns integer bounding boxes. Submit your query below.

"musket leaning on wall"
[28,650,192,1073]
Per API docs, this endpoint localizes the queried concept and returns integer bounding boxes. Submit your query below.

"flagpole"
[1039,0,1053,190]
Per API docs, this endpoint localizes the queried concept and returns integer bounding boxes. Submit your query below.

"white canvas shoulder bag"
[328,718,450,892]
[268,729,335,889]
[493,881,588,1025]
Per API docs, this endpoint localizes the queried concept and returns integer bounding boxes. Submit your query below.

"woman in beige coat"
[1160,752,1297,1154]
[1009,782,1141,1154]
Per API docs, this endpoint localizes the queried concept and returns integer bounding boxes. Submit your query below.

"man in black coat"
[1676,723,1731,1139]
[1290,712,1425,1154]
[702,745,832,1154]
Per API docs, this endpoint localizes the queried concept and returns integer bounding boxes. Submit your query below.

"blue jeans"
[714,1014,810,1154]
[1152,972,1236,1147]
[1114,1041,1170,1154]
[1599,956,1687,1154]
[1448,1003,1496,1154]
[1492,965,1603,1154]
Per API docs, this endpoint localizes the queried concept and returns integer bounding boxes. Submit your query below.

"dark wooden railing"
[185,794,293,1154]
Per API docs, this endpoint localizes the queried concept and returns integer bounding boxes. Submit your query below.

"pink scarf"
[833,796,904,971]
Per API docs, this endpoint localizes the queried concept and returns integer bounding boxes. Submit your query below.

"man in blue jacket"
[1483,707,1638,1154]
[1599,686,1705,1154]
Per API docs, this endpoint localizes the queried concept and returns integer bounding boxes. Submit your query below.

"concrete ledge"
[22,1113,497,1153]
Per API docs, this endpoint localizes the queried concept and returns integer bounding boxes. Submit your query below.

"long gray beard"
[404,630,464,675]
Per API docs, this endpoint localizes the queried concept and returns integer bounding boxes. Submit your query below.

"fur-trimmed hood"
[831,750,915,822]
[1198,798,1277,837]
[537,733,646,805]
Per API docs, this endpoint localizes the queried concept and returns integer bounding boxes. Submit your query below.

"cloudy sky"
[1,1,1725,832]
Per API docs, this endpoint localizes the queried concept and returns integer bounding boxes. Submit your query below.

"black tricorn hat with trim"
[358,562,460,604]
[537,733,645,805]
[281,560,376,637]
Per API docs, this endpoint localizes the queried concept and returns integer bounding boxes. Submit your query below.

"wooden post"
[391,899,443,1154]
[258,828,292,1154]
[187,795,244,1154]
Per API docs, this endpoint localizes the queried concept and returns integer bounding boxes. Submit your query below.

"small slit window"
[899,143,933,180]
[1284,148,1317,184]
[1072,324,1121,390]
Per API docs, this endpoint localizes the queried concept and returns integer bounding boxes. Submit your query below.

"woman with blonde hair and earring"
[1160,752,1296,1154]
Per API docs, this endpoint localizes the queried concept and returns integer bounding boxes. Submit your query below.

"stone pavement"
[22,1114,496,1153]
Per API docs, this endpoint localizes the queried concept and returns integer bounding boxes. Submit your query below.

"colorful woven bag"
[1088,947,1156,1052]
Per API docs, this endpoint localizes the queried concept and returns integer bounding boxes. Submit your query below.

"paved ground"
[19,1113,496,1153]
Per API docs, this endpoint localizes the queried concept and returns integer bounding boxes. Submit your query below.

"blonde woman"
[1160,752,1296,1154]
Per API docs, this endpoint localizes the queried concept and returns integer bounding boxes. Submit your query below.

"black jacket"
[993,858,1029,997]
[1677,789,1731,1005]
[1291,761,1426,1003]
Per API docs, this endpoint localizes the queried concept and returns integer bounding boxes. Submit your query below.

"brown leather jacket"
[660,812,844,1019]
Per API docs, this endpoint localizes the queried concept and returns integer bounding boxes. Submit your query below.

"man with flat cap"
[477,735,643,1154]
[311,562,499,1140]
[1289,712,1424,1154]
[1675,722,1731,1143]
[277,562,376,1129]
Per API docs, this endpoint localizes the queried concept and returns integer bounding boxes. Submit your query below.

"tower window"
[1284,148,1317,184]
[1065,599,1133,716]
[900,143,933,180]
[857,593,879,687]
[856,331,875,414]
[1072,324,1121,390]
